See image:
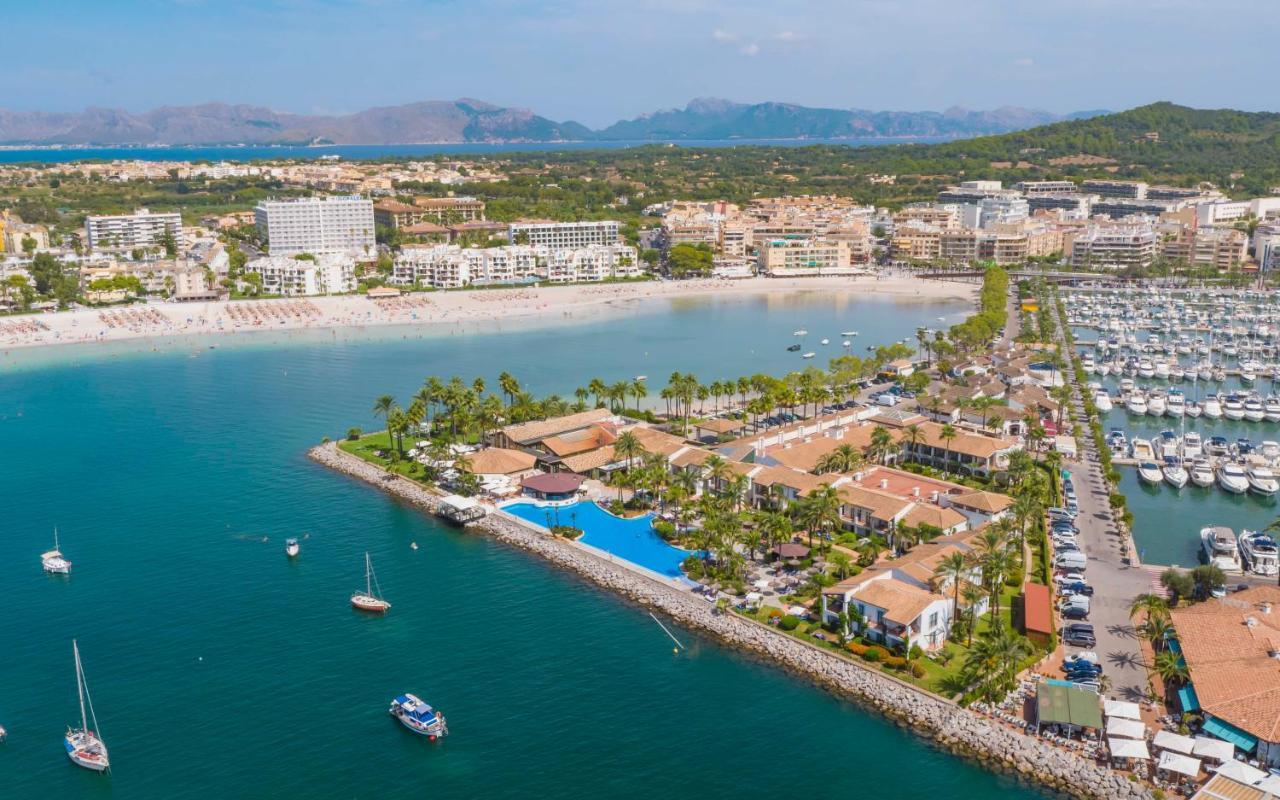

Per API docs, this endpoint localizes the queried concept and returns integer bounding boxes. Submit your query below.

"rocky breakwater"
[309,442,1152,800]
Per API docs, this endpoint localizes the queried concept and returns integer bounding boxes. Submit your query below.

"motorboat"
[1126,394,1148,415]
[351,552,391,613]
[1119,378,1136,394]
[1246,398,1267,423]
[1266,397,1280,422]
[1201,526,1243,573]
[1182,432,1203,460]
[1162,458,1189,489]
[42,527,71,575]
[1166,392,1185,417]
[389,694,449,740]
[820,338,830,345]
[1138,359,1155,378]
[64,641,109,773]
[1213,367,1227,382]
[1224,396,1246,420]
[1147,393,1167,417]
[1261,440,1280,461]
[285,538,300,558]
[1186,401,1202,418]
[1190,460,1215,487]
[1131,438,1155,460]
[841,331,858,337]
[1094,391,1113,413]
[1137,461,1163,485]
[786,344,801,352]
[1242,364,1258,383]
[1207,436,1231,456]
[1248,466,1280,496]
[793,330,807,337]
[1171,365,1186,381]
[802,352,816,359]
[1218,463,1250,494]
[1203,396,1223,418]
[1240,530,1280,576]
[1155,361,1171,380]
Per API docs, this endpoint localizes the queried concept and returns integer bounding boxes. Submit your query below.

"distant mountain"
[591,98,1104,141]
[0,98,1103,146]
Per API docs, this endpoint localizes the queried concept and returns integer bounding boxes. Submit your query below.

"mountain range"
[0,98,1104,146]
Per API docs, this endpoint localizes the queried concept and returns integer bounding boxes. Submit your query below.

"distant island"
[0,97,1103,147]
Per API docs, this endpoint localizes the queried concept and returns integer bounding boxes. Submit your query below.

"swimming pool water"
[504,501,692,578]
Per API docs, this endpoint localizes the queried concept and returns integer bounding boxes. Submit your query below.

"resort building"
[254,195,375,257]
[755,238,856,276]
[1168,586,1280,766]
[508,220,620,248]
[392,244,640,288]
[374,197,485,229]
[85,208,184,252]
[1070,225,1158,269]
[243,254,356,296]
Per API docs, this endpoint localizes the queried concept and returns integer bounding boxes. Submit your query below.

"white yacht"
[1138,359,1155,378]
[1119,377,1136,394]
[1218,463,1250,494]
[1131,438,1155,460]
[1242,363,1258,383]
[1186,401,1203,418]
[1248,466,1280,496]
[1240,530,1280,576]
[64,641,109,773]
[1190,460,1216,487]
[1224,396,1246,420]
[1147,393,1167,417]
[1094,391,1113,412]
[1155,361,1171,380]
[1137,460,1163,485]
[1266,396,1280,422]
[1246,398,1267,423]
[1203,396,1224,419]
[1261,440,1280,461]
[1166,392,1186,417]
[1201,526,1243,574]
[1162,460,1189,489]
[1126,394,1148,415]
[41,527,71,575]
[1183,432,1204,460]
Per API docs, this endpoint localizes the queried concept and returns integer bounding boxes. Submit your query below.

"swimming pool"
[503,500,693,578]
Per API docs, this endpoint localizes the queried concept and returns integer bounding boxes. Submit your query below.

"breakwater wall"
[308,442,1152,800]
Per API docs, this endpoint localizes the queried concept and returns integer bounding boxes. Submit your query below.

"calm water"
[0,293,1046,799]
[0,137,952,165]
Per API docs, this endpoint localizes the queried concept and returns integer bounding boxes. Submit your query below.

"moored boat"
[1162,458,1189,489]
[1201,526,1243,573]
[351,552,391,613]
[1248,466,1279,496]
[1189,460,1215,487]
[1137,460,1163,485]
[64,641,109,773]
[285,537,300,558]
[389,694,449,740]
[42,527,71,575]
[1241,530,1280,576]
[1218,463,1250,494]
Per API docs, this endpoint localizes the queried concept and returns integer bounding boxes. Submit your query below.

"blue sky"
[5,0,1276,127]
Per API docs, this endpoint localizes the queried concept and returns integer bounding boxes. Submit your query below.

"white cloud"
[712,28,737,42]
[739,42,760,56]
[774,30,801,41]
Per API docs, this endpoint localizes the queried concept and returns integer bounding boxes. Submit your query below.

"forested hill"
[841,102,1280,195]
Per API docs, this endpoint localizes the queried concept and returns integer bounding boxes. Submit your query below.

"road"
[1051,292,1152,702]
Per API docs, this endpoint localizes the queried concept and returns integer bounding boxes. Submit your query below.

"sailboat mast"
[365,553,373,596]
[74,640,87,731]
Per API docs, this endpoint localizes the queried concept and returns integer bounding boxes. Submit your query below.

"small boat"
[1248,466,1280,496]
[389,694,449,740]
[42,527,71,575]
[1094,391,1112,413]
[1224,396,1246,420]
[1218,463,1250,494]
[1126,395,1148,415]
[786,344,801,352]
[285,538,300,558]
[1183,432,1204,460]
[1166,392,1185,417]
[1147,393,1167,417]
[1186,401,1202,418]
[801,352,815,359]
[634,375,647,382]
[351,552,391,613]
[792,330,807,337]
[841,331,858,337]
[1201,526,1243,573]
[64,641,109,773]
[1137,460,1163,485]
[1190,460,1215,487]
[1161,458,1189,489]
[1246,398,1267,423]
[820,338,830,345]
[1131,438,1155,460]
[1266,397,1280,422]
[1203,396,1223,419]
[1240,530,1280,576]
[841,339,851,347]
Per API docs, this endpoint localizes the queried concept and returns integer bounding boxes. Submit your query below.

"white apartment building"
[254,195,375,257]
[756,239,855,276]
[1070,225,1158,269]
[961,196,1029,229]
[393,244,639,289]
[1196,197,1280,226]
[85,208,184,251]
[1255,224,1280,272]
[508,220,619,248]
[244,254,356,296]
[1016,180,1077,195]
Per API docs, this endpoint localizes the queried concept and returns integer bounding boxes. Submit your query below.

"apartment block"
[255,195,375,257]
[244,254,356,295]
[85,208,184,251]
[392,244,640,289]
[1070,225,1157,269]
[1015,180,1077,195]
[1080,179,1148,199]
[756,238,854,275]
[508,220,619,248]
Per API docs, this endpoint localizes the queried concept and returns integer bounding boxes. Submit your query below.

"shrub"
[909,644,924,661]
[845,642,868,656]
[653,520,676,540]
[346,427,362,441]
[608,499,625,516]
[865,645,889,662]
[765,608,784,620]
[779,615,801,631]
[884,655,907,669]
[1005,567,1024,587]
[911,662,927,679]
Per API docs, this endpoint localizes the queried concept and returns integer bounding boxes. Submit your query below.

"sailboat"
[351,552,391,613]
[42,527,71,575]
[64,640,109,773]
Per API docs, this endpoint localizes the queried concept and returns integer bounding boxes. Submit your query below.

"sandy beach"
[0,274,975,354]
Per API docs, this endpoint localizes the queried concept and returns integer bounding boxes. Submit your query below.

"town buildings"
[85,208,184,252]
[509,220,620,248]
[392,243,640,288]
[244,254,356,295]
[373,197,486,229]
[254,195,375,257]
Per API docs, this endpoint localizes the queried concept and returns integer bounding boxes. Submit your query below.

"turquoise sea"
[0,293,1048,799]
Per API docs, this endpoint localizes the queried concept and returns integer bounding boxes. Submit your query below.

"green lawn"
[338,433,426,483]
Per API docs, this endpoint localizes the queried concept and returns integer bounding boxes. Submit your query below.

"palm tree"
[1153,649,1190,685]
[936,552,970,621]
[588,377,607,409]
[630,378,648,412]
[498,371,520,407]
[372,395,397,444]
[805,484,843,550]
[965,627,1032,702]
[613,430,644,471]
[815,444,863,475]
[960,583,985,644]
[828,550,854,580]
[608,381,629,413]
[938,423,958,473]
[902,423,924,461]
[869,426,894,465]
[572,387,589,412]
[1129,593,1170,624]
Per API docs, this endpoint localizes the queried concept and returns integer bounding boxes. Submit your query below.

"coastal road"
[1054,296,1151,702]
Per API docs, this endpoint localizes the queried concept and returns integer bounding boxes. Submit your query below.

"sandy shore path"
[0,274,975,353]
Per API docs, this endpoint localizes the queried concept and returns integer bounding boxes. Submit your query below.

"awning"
[1192,735,1235,763]
[1256,775,1280,794]
[1106,717,1146,739]
[1104,700,1142,720]
[1108,737,1150,761]
[1037,682,1103,730]
[1176,684,1201,712]
[1214,759,1268,785]
[1153,730,1197,755]
[1157,751,1202,778]
[1203,716,1260,754]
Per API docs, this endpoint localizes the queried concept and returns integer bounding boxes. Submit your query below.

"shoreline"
[0,275,974,358]
[308,441,1151,800]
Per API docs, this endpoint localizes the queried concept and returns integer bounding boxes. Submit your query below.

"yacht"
[1203,396,1224,419]
[1186,401,1203,418]
[792,330,807,337]
[389,694,449,741]
[1183,432,1204,460]
[1138,359,1155,378]
[1119,377,1136,394]
[802,352,816,359]
[1171,365,1186,381]
[786,343,801,352]
[1126,394,1148,415]
[42,527,71,575]
[1242,363,1258,383]
[1246,398,1267,423]
[64,641,109,773]
[1147,392,1167,417]
[351,552,391,613]
[1248,466,1280,496]
[1190,460,1216,487]
[841,331,858,337]
[1137,460,1163,485]
[1094,391,1113,412]
[1213,367,1228,382]
[1266,396,1280,422]
[1131,438,1155,460]
[1201,526,1243,573]
[1162,458,1189,489]
[1240,530,1280,576]
[1166,392,1186,417]
[1155,361,1171,380]
[1224,396,1246,420]
[285,538,300,558]
[1261,440,1280,461]
[1218,463,1251,494]
[820,338,830,345]
[1198,363,1213,381]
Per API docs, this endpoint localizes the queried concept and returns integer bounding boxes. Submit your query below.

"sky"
[4,0,1277,127]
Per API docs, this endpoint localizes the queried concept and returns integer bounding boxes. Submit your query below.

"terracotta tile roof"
[541,426,617,457]
[670,447,715,468]
[629,426,688,457]
[500,408,614,445]
[901,504,968,531]
[836,484,913,522]
[468,447,537,475]
[559,445,617,474]
[950,490,1014,513]
[764,426,888,472]
[1170,586,1280,742]
[853,579,944,626]
[750,465,830,495]
[914,421,1020,459]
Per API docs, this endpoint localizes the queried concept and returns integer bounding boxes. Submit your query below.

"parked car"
[1062,605,1089,621]
[1060,581,1094,596]
[1063,624,1096,647]
[1054,572,1087,586]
